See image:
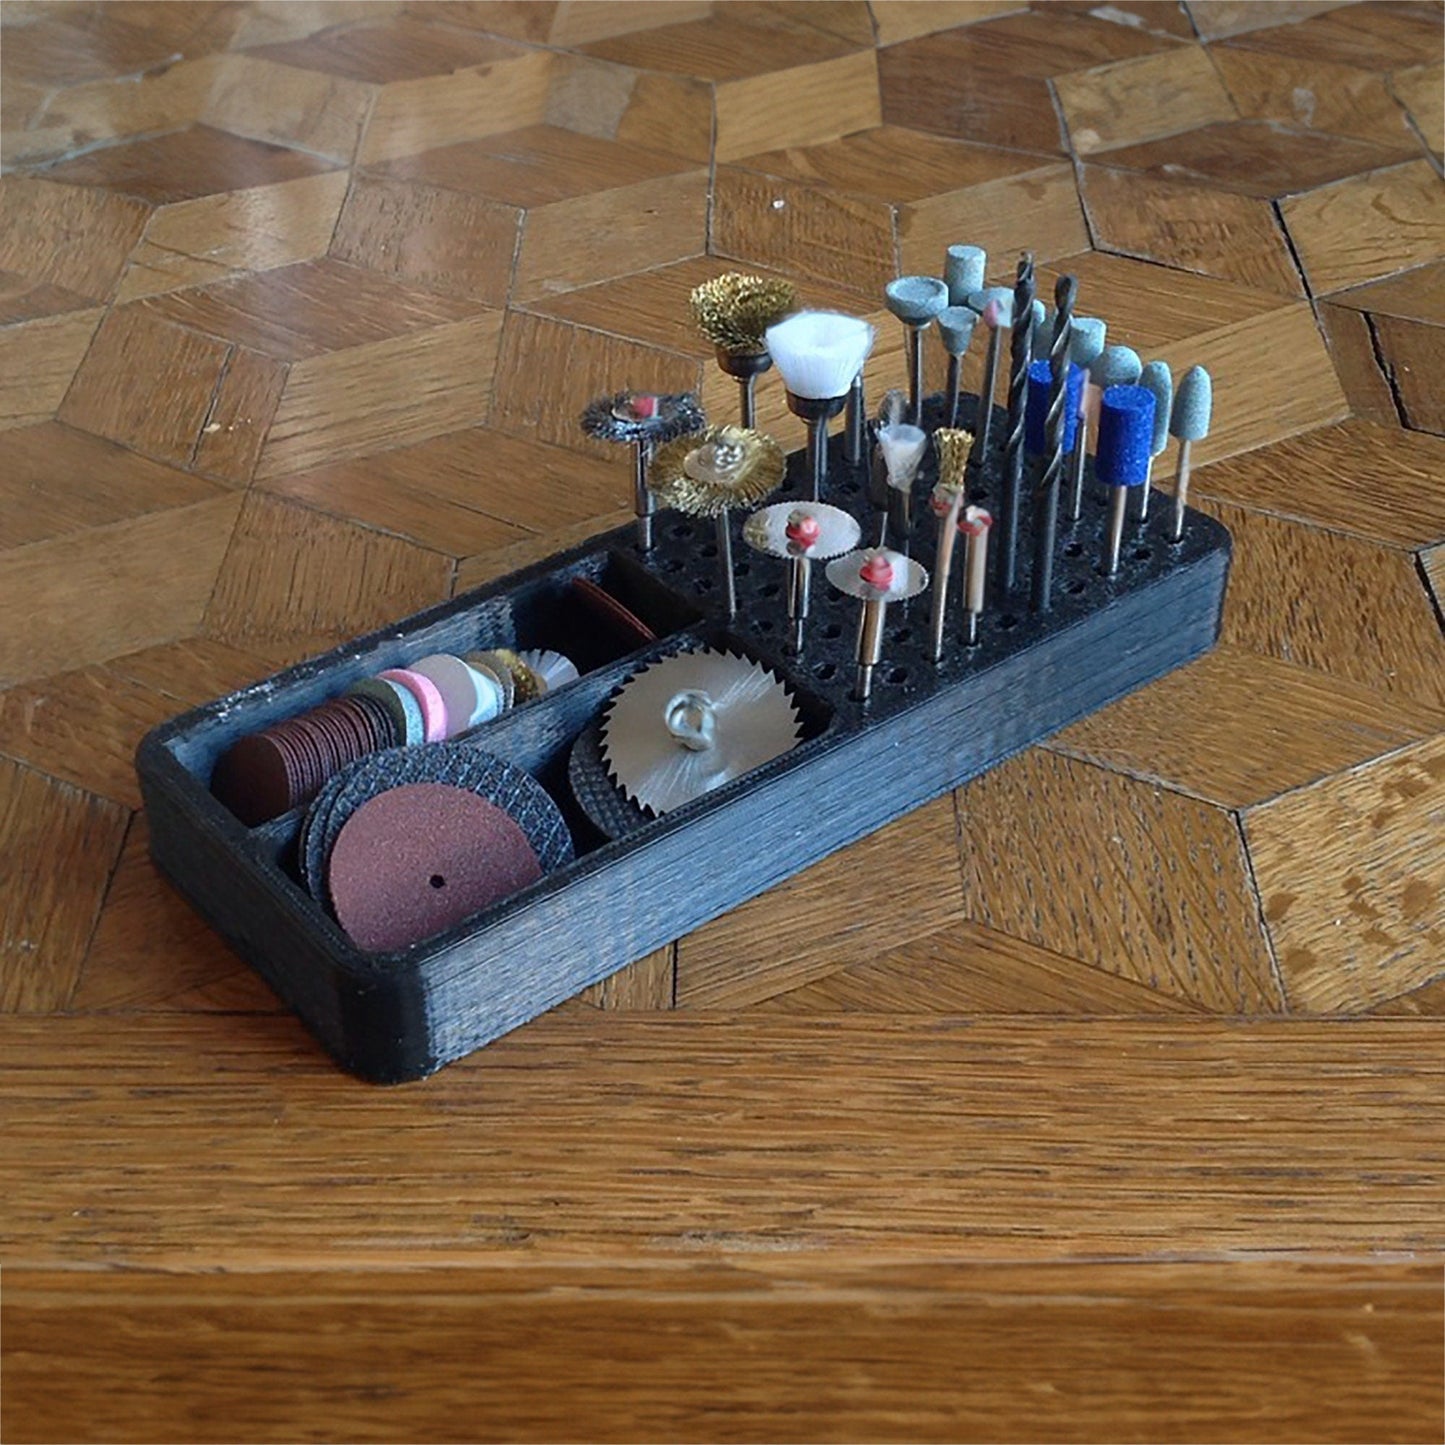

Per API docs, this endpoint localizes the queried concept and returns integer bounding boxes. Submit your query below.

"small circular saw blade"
[600,648,802,816]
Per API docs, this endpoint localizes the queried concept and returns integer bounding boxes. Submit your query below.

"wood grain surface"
[3,1,1443,1439]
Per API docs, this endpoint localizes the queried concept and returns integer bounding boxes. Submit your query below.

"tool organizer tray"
[137,399,1231,1083]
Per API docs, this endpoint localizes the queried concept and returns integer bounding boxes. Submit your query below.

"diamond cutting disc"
[599,648,801,816]
[743,501,860,561]
[825,547,929,602]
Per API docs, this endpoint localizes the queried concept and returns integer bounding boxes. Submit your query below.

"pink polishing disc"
[378,668,448,743]
[328,783,543,953]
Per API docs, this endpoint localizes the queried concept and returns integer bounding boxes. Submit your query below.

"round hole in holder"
[734,562,751,577]
[814,662,837,681]
[1063,541,1082,558]
[429,874,446,890]
[755,618,774,632]
[1065,578,1086,595]
[821,622,842,639]
[998,614,1019,631]
[663,557,683,573]
[694,577,713,593]
[760,582,781,599]
[670,523,691,539]
[889,666,909,685]
[893,627,912,645]
[700,543,718,559]
[1133,546,1152,561]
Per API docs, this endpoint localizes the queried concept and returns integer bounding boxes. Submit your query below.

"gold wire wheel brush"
[647,426,785,519]
[689,273,797,356]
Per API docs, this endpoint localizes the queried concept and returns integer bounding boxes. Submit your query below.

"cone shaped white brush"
[877,423,927,491]
[765,311,876,401]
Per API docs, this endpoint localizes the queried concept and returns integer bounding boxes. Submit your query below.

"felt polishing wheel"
[378,668,449,743]
[409,653,491,735]
[327,783,543,953]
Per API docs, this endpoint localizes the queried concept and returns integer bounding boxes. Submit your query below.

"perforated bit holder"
[138,318,1231,1083]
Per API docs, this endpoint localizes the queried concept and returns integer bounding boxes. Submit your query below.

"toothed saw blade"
[600,648,802,816]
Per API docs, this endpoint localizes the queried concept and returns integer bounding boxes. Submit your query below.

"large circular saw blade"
[600,648,801,816]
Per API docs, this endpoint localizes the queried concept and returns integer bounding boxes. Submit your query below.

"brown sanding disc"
[327,782,543,953]
[571,577,657,648]
[210,732,292,827]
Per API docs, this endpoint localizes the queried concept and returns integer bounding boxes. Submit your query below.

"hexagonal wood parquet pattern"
[2,2,1443,1440]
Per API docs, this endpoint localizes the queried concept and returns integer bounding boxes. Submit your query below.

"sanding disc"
[327,783,542,953]
[210,732,292,827]
[570,577,656,650]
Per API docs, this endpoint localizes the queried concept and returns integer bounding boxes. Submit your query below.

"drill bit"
[996,252,1034,599]
[1031,273,1076,615]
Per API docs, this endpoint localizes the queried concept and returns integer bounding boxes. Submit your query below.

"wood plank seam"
[1416,551,1445,639]
[1363,307,1414,428]
[63,805,141,1012]
[1268,196,1314,295]
[1231,807,1292,1012]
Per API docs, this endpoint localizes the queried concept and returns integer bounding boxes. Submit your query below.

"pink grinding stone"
[630,393,658,418]
[378,668,448,743]
[328,783,543,953]
[958,507,993,537]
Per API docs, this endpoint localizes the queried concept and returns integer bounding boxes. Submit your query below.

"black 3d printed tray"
[136,394,1231,1082]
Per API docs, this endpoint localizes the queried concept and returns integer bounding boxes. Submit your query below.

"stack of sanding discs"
[211,646,582,826]
[209,693,400,827]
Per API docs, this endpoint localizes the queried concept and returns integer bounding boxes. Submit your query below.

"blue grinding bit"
[1096,385,1155,487]
[1025,359,1082,456]
[1139,360,1173,457]
[1068,317,1106,369]
[1171,365,1213,440]
[944,245,986,305]
[1090,344,1141,390]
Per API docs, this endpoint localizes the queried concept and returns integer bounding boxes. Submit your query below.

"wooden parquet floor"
[3,2,1444,1440]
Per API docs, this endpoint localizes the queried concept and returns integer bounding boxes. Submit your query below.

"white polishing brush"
[765,311,877,502]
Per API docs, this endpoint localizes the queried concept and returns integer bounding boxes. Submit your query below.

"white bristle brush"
[765,311,876,401]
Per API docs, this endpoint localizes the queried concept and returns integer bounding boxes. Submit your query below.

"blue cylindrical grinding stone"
[1025,359,1083,456]
[1096,385,1155,486]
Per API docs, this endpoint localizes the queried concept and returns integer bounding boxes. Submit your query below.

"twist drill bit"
[1031,273,1076,614]
[996,252,1034,598]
